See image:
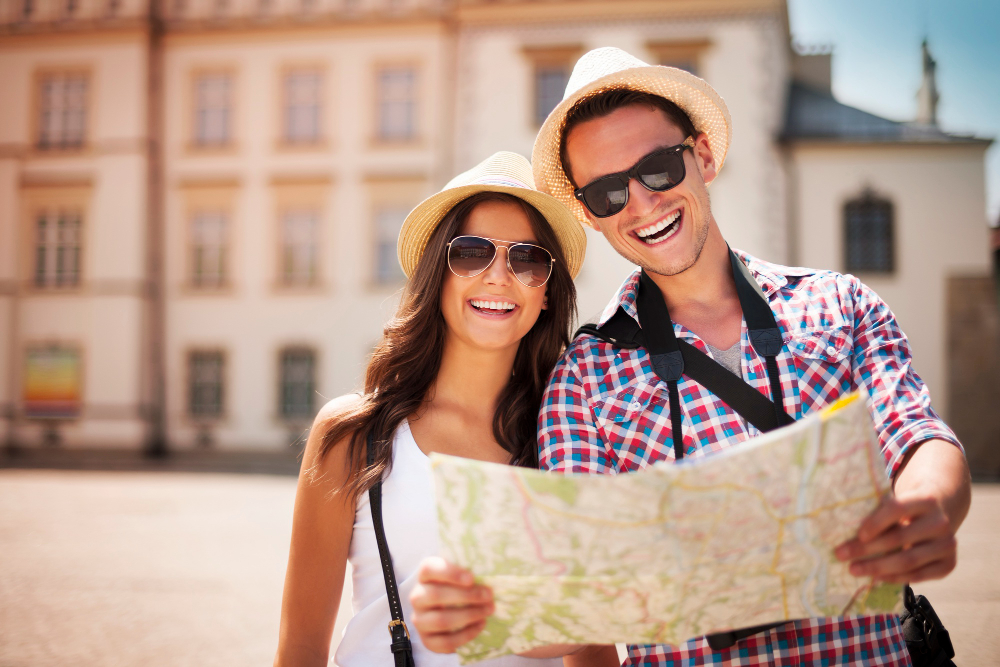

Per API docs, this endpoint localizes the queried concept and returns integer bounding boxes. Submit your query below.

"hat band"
[462,175,531,190]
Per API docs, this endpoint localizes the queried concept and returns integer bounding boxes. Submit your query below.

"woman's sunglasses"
[446,235,555,288]
[573,137,695,218]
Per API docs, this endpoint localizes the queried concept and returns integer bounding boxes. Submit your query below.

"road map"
[430,392,903,663]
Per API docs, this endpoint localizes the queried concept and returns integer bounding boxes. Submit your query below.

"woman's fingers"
[412,581,492,611]
[419,619,489,654]
[416,556,476,587]
[410,557,494,653]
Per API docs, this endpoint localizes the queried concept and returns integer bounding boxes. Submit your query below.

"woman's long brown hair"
[315,192,577,502]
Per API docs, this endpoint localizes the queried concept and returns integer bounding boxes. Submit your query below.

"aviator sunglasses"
[446,235,555,288]
[573,137,695,218]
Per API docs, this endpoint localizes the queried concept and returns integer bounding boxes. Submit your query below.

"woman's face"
[440,199,549,355]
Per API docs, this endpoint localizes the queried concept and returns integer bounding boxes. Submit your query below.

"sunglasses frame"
[573,137,696,218]
[445,235,556,288]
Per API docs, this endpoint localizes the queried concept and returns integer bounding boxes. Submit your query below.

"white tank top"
[334,420,562,667]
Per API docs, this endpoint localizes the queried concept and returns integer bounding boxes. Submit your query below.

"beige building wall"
[790,142,992,418]
[162,24,449,448]
[0,30,150,447]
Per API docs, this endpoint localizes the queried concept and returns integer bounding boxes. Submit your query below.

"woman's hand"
[410,557,494,653]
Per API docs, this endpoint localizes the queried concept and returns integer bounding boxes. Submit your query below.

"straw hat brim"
[397,184,587,280]
[531,65,732,228]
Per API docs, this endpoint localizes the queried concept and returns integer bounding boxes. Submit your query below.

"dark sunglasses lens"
[448,237,496,277]
[637,151,685,191]
[582,178,629,217]
[508,244,553,287]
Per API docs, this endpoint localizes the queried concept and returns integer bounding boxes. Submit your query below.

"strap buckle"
[388,619,410,639]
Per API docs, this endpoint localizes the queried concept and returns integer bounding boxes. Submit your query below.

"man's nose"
[624,177,660,218]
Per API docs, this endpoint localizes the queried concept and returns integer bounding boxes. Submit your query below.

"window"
[647,40,711,77]
[188,351,224,419]
[376,66,416,141]
[280,209,318,286]
[283,69,322,144]
[34,210,82,288]
[844,190,894,273]
[190,211,227,288]
[38,73,88,150]
[534,64,570,126]
[194,73,232,147]
[279,348,316,420]
[374,206,408,285]
[523,46,581,127]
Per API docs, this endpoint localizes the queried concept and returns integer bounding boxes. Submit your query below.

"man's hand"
[835,439,971,584]
[410,557,494,654]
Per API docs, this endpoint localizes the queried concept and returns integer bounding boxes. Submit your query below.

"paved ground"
[0,470,996,666]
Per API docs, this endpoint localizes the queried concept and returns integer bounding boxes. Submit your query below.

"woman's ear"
[542,289,549,310]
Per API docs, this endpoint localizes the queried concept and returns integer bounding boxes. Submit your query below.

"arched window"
[844,189,894,273]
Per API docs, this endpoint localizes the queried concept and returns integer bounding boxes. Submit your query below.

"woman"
[275,152,617,667]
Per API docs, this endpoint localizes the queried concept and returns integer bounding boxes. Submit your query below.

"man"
[411,47,970,665]
[529,47,970,664]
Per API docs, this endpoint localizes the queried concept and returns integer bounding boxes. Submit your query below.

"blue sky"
[787,0,1000,226]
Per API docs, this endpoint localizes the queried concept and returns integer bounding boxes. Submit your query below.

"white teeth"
[471,299,515,311]
[635,210,681,239]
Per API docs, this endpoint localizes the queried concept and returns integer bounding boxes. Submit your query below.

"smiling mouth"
[470,299,517,315]
[634,209,681,245]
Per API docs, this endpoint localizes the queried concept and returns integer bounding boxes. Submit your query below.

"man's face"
[563,104,718,277]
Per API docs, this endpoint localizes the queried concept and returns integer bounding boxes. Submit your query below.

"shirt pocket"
[787,325,854,414]
[593,381,670,460]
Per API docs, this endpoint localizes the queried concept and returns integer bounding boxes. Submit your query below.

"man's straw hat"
[532,46,732,228]
[398,151,586,279]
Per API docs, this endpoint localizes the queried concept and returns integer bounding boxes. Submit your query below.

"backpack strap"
[367,432,416,667]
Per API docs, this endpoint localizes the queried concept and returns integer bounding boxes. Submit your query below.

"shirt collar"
[596,248,805,327]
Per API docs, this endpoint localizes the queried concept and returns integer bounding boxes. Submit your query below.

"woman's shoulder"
[302,393,366,482]
[316,392,364,422]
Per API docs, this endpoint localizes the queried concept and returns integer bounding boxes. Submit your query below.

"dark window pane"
[535,65,569,126]
[844,193,894,273]
[189,351,224,418]
[280,349,315,419]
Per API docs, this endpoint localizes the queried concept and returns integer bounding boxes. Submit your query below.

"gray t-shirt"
[705,341,742,378]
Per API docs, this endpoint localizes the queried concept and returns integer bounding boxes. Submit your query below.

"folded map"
[430,392,902,663]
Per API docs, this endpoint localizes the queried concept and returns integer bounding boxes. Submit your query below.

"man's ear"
[693,133,718,185]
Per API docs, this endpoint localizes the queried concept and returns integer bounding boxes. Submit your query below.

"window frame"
[646,39,712,77]
[522,45,582,129]
[33,68,91,153]
[186,349,226,422]
[372,61,421,145]
[364,175,426,290]
[188,67,238,152]
[277,346,318,422]
[280,65,326,148]
[843,188,896,275]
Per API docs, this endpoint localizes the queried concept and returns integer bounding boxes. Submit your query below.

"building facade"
[0,0,993,456]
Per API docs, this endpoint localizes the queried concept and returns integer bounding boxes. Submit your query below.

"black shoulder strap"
[573,251,792,436]
[367,432,416,667]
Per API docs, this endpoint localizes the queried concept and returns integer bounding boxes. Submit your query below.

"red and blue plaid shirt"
[537,250,961,666]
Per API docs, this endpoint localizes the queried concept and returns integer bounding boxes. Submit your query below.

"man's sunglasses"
[573,137,695,218]
[446,235,555,288]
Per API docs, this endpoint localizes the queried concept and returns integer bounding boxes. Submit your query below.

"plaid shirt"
[538,250,961,666]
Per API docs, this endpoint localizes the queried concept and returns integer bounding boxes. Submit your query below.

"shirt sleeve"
[537,344,620,475]
[847,275,963,478]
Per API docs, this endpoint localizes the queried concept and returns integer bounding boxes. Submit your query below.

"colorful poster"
[23,346,82,419]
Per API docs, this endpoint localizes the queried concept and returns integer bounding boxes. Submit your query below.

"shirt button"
[826,345,837,356]
[630,400,641,409]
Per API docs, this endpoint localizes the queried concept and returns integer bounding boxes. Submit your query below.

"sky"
[787,0,1000,226]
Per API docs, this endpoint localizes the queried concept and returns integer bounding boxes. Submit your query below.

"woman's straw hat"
[397,151,587,279]
[531,46,733,228]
